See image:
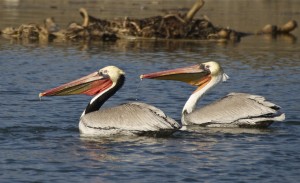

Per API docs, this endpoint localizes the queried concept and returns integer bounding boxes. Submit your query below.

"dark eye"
[98,70,109,77]
[205,65,210,70]
[98,70,108,76]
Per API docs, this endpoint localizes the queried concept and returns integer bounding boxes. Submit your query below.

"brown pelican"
[141,61,285,128]
[39,66,181,136]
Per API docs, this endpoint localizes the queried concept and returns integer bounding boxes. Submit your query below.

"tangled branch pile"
[1,0,297,43]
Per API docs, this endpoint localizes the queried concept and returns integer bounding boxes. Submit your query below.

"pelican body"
[40,66,181,136]
[141,62,285,128]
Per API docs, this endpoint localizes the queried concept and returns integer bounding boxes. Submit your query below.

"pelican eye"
[204,65,210,70]
[98,70,109,77]
[199,64,211,74]
[199,64,210,71]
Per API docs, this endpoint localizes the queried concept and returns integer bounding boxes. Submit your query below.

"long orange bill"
[140,64,211,86]
[39,72,113,98]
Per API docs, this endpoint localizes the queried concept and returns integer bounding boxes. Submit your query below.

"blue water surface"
[0,37,299,183]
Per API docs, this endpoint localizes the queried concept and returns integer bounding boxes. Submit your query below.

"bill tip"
[39,93,44,100]
[139,75,144,80]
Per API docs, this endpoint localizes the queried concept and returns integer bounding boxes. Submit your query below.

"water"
[1,0,300,182]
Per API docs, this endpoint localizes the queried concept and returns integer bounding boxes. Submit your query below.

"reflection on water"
[182,125,274,135]
[1,32,298,51]
[79,132,218,165]
[260,34,297,44]
[79,124,276,162]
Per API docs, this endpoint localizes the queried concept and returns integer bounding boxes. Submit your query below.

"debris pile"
[1,0,297,43]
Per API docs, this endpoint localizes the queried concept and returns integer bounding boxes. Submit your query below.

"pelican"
[141,61,285,128]
[39,66,181,136]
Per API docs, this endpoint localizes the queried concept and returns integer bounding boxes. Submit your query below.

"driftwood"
[1,18,58,41]
[257,20,298,35]
[1,0,297,43]
[67,0,244,41]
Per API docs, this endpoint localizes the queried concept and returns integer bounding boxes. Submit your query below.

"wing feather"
[80,102,181,135]
[185,92,285,127]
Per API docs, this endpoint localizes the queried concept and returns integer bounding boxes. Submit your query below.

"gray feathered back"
[81,102,181,131]
[184,92,285,127]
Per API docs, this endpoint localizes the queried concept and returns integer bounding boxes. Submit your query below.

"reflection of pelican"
[40,66,180,136]
[141,61,285,128]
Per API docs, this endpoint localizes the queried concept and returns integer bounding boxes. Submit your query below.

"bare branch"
[184,0,205,23]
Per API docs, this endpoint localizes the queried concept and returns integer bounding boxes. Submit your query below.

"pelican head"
[141,61,229,115]
[39,66,125,98]
[140,61,228,89]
